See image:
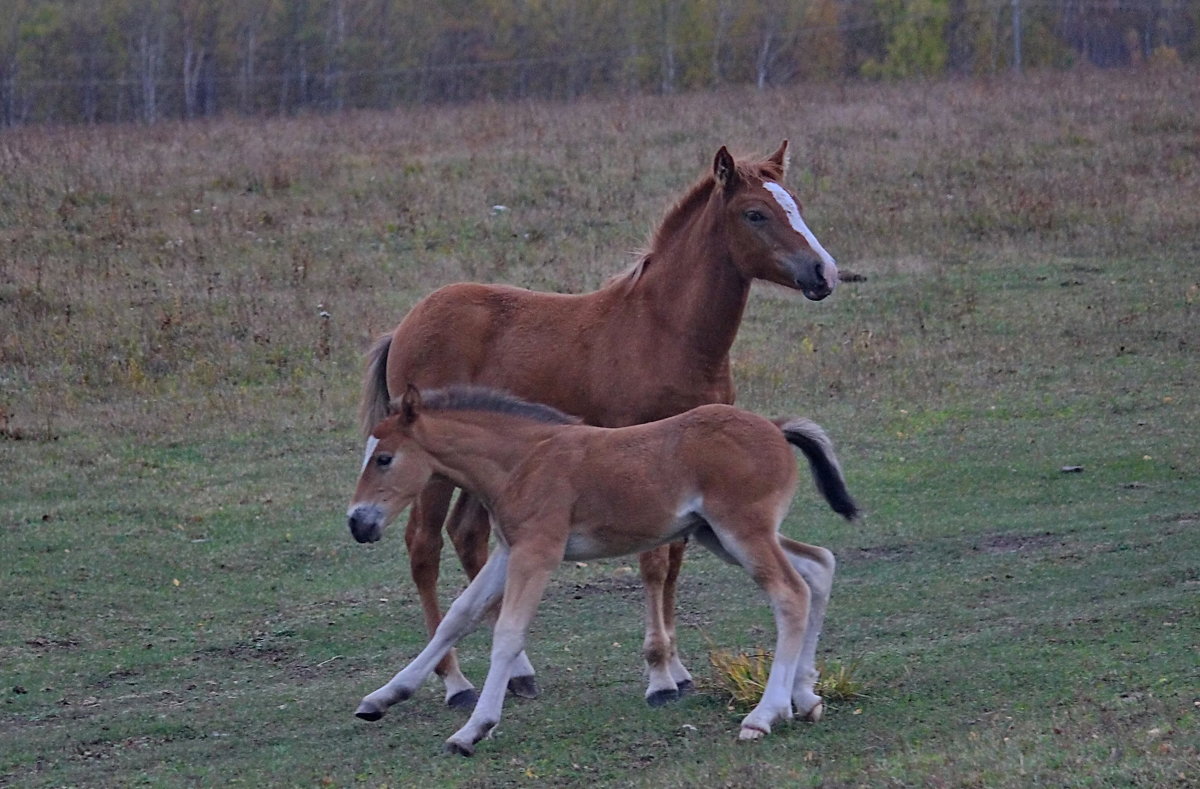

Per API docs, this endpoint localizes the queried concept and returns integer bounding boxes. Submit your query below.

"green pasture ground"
[2,69,1197,786]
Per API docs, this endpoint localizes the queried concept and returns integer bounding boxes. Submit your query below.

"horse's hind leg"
[405,476,477,708]
[662,541,693,692]
[639,542,693,706]
[779,536,836,722]
[447,492,539,699]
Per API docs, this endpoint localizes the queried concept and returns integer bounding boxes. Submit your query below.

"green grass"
[2,68,1199,786]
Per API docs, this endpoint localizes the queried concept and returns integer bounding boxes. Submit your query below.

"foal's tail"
[775,418,860,521]
[358,334,393,438]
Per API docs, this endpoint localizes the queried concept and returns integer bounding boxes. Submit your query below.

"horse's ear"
[400,384,422,424]
[767,139,790,176]
[713,146,738,189]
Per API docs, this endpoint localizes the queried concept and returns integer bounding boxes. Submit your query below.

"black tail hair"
[776,418,859,521]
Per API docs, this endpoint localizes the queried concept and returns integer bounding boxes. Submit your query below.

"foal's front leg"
[447,492,540,699]
[404,477,478,708]
[445,541,561,756]
[355,547,509,721]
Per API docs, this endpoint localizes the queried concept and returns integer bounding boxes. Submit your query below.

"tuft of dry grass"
[708,647,870,710]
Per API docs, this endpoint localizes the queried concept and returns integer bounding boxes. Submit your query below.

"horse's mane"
[609,154,787,287]
[418,386,582,426]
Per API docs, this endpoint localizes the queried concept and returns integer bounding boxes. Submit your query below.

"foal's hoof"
[645,687,680,707]
[738,724,769,741]
[443,739,475,757]
[801,701,824,723]
[676,678,696,697]
[507,674,540,699]
[446,688,479,710]
[354,700,385,721]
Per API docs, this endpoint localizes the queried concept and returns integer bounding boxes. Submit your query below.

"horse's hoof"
[645,687,680,707]
[443,739,475,757]
[802,701,824,723]
[446,688,479,710]
[738,725,768,741]
[354,701,385,721]
[676,679,696,697]
[507,675,540,699]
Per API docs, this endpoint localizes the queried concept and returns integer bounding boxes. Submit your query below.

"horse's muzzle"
[792,256,837,301]
[347,504,385,544]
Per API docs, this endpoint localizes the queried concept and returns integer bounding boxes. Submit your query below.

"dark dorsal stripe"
[422,386,581,426]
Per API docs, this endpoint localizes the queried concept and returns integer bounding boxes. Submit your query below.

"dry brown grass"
[2,68,1197,440]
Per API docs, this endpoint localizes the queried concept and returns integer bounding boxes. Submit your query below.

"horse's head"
[346,387,434,544]
[713,140,839,301]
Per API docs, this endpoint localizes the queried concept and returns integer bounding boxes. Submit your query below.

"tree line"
[2,0,1196,126]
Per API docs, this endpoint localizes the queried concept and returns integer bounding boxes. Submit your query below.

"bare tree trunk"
[324,0,346,110]
[710,0,734,85]
[183,37,205,119]
[659,0,679,94]
[137,23,164,124]
[756,31,774,89]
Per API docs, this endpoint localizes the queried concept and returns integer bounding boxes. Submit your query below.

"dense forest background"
[2,0,1197,125]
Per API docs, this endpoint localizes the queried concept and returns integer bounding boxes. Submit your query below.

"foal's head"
[708,140,839,301]
[346,387,436,544]
[347,386,580,544]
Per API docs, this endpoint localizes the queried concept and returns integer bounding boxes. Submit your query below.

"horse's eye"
[744,209,767,224]
[375,454,393,468]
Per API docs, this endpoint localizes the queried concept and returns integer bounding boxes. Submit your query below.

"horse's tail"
[358,334,393,438]
[775,417,859,521]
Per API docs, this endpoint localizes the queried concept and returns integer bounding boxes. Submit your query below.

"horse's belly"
[561,511,700,562]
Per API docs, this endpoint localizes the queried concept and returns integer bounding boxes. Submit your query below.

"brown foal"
[356,141,841,707]
[347,386,858,754]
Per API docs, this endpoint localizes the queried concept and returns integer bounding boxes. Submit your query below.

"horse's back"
[386,282,586,391]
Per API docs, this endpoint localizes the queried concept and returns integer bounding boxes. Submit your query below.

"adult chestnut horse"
[356,141,840,708]
[347,386,857,754]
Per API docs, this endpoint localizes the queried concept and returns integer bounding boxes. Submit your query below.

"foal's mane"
[419,386,582,426]
[611,154,787,286]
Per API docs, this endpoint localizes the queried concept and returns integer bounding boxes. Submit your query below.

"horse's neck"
[625,208,749,363]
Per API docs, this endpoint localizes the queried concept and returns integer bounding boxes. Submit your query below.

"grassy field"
[2,68,1198,787]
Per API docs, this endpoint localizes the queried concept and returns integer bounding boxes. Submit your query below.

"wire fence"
[1,0,1193,127]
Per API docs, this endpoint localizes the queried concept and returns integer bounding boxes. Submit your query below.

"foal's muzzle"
[347,504,386,544]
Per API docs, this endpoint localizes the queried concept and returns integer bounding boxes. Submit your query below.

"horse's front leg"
[638,541,693,706]
[405,477,478,708]
[444,539,560,756]
[447,492,539,699]
[355,547,510,721]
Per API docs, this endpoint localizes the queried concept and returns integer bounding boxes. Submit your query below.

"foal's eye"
[744,209,768,224]
[375,454,393,468]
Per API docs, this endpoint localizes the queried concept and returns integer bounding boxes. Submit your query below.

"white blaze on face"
[360,435,380,472]
[763,181,838,273]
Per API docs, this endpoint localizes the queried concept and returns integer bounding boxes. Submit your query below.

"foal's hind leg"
[405,476,476,709]
[779,536,836,722]
[639,542,693,706]
[447,492,540,699]
[725,528,811,740]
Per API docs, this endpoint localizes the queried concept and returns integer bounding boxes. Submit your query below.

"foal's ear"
[713,146,738,189]
[767,139,790,176]
[400,384,422,424]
